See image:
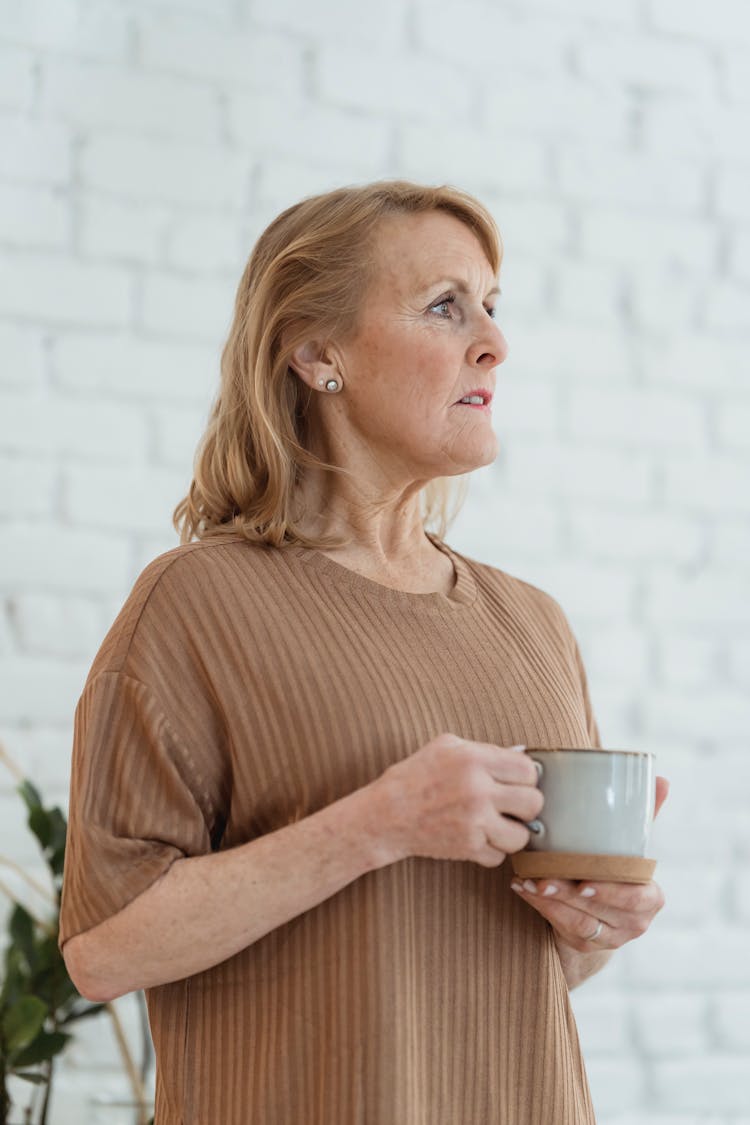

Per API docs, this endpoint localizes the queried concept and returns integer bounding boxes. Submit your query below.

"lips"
[454,388,493,405]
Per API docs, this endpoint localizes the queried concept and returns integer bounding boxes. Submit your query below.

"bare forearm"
[553,933,613,989]
[63,781,394,1001]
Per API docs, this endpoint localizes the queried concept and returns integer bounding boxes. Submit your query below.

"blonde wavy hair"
[172,178,503,550]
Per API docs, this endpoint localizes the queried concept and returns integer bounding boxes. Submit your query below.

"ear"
[287,339,338,391]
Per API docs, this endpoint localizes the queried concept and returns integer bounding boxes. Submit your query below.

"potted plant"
[0,743,153,1125]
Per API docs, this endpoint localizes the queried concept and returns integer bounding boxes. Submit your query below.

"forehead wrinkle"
[376,209,499,298]
[418,276,501,299]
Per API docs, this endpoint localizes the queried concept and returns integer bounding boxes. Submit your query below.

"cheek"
[356,326,458,407]
[402,341,460,406]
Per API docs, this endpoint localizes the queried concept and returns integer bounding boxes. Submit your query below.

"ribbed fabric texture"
[60,531,600,1124]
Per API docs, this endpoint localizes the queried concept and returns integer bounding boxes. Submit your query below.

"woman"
[60,180,666,1124]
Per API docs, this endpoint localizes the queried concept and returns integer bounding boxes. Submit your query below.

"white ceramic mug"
[525,748,656,857]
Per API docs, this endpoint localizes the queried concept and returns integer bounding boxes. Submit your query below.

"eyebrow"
[423,277,502,299]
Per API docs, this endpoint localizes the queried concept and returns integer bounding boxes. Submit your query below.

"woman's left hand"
[510,775,670,953]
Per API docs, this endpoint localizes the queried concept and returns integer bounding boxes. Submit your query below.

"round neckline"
[286,531,477,612]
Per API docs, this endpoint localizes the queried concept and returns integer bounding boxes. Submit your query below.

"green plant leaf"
[13,1069,48,1085]
[60,1001,107,1025]
[2,776,120,1116]
[17,780,69,879]
[9,904,37,972]
[0,946,28,1011]
[50,850,66,880]
[2,995,47,1052]
[12,1028,71,1068]
[51,971,79,1015]
[28,805,52,852]
[34,971,79,1020]
[29,970,56,1012]
[33,934,56,975]
[18,779,43,813]
[47,808,67,876]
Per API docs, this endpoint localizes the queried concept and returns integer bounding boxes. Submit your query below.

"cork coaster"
[510,851,656,884]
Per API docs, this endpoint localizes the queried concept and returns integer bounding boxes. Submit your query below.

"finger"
[579,880,665,932]
[554,906,617,950]
[518,878,664,932]
[489,782,544,822]
[481,747,540,787]
[571,879,665,920]
[521,878,579,898]
[654,775,670,819]
[486,813,532,855]
[510,885,618,949]
[475,841,507,868]
[445,739,540,787]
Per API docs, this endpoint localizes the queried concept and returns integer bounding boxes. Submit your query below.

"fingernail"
[522,879,538,894]
[509,744,526,752]
[542,884,558,896]
[510,881,523,893]
[579,887,596,898]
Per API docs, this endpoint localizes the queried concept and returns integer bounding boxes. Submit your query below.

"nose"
[470,318,509,370]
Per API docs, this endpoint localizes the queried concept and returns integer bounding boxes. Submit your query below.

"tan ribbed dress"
[60,531,601,1124]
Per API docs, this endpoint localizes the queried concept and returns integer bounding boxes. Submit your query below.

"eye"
[429,295,456,317]
[429,294,499,320]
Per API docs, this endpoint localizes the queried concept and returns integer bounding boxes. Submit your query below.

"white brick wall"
[1,0,748,1121]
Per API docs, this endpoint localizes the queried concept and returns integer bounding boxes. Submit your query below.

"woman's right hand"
[373,733,544,868]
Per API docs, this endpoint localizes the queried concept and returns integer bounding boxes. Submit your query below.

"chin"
[443,449,498,477]
[471,436,500,466]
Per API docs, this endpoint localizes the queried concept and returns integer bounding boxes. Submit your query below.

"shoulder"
[88,535,277,679]
[453,543,576,647]
[131,533,288,598]
[127,534,277,595]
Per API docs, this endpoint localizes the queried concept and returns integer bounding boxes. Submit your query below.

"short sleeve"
[59,671,219,947]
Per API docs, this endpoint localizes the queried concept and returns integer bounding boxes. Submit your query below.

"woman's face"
[305,209,508,482]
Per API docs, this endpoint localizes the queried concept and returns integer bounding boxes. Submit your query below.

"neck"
[292,469,434,566]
